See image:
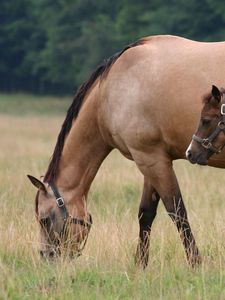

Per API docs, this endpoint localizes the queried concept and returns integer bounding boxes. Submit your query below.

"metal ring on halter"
[218,121,225,130]
[221,103,225,115]
[201,139,212,149]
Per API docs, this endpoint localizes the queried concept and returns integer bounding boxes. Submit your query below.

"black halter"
[50,184,92,236]
[192,100,225,154]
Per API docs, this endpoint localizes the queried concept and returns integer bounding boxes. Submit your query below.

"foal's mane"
[44,39,145,184]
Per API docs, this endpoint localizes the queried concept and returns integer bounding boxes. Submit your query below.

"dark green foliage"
[1,0,225,95]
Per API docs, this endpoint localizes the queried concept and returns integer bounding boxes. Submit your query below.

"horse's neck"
[55,92,110,205]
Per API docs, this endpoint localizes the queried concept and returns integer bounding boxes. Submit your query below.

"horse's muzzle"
[186,149,208,165]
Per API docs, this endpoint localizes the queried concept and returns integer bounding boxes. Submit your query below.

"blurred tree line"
[1,0,225,95]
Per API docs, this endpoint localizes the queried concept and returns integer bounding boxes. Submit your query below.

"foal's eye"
[202,119,211,126]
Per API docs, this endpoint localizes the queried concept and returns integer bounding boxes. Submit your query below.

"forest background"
[1,0,225,95]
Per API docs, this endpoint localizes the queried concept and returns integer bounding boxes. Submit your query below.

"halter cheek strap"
[51,185,69,221]
[50,184,92,234]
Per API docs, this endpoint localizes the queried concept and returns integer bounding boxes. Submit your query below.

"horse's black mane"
[44,39,145,184]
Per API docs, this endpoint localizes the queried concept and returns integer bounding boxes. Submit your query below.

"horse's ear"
[27,175,47,192]
[211,85,221,102]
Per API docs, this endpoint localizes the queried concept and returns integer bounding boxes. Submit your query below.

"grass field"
[1,94,225,299]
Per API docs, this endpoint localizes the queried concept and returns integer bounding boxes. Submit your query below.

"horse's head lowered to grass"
[27,39,143,261]
[186,85,225,165]
[28,175,92,259]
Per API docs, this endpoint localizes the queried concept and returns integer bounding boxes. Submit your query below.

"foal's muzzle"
[186,149,208,165]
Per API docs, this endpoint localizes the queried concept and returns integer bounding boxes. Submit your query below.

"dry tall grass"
[1,96,225,299]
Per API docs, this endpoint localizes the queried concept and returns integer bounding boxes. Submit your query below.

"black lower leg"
[166,197,201,266]
[135,185,160,268]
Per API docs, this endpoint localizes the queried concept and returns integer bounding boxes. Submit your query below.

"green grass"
[1,93,225,299]
[0,93,70,115]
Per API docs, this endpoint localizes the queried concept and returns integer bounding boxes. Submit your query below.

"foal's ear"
[211,85,222,102]
[27,175,47,192]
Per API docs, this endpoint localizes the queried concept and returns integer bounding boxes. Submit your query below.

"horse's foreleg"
[166,197,201,267]
[133,153,201,267]
[135,178,160,268]
[151,162,201,267]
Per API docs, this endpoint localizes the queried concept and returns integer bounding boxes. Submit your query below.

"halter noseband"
[192,100,225,154]
[50,184,92,236]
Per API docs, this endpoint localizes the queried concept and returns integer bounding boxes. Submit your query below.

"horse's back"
[98,35,225,164]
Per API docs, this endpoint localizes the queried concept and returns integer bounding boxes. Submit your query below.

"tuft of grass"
[1,94,225,299]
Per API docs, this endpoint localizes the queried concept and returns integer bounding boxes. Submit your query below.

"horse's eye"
[202,119,211,126]
[40,217,50,227]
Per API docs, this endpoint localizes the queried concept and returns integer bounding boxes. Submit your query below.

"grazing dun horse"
[28,35,225,267]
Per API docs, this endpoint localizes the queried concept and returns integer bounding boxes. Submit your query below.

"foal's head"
[28,175,92,259]
[186,85,225,165]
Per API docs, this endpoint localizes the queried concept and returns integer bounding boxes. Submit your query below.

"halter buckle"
[56,197,65,207]
[202,139,212,149]
[218,121,225,130]
[221,104,225,115]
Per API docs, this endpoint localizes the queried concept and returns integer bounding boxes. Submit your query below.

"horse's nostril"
[39,249,56,259]
[49,250,55,258]
[186,150,193,160]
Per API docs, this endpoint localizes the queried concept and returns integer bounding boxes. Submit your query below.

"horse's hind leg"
[135,178,160,268]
